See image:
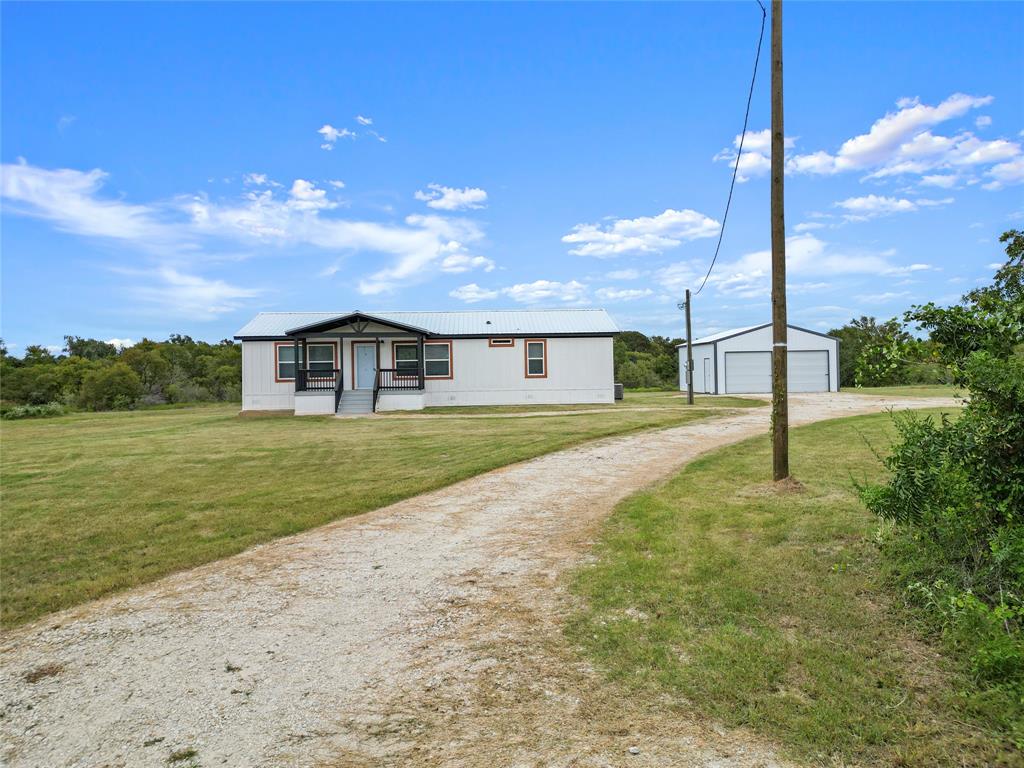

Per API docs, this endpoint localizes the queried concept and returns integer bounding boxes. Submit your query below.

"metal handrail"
[296,368,340,392]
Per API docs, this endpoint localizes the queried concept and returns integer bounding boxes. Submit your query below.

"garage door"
[725,350,830,393]
[724,351,771,393]
[788,350,829,392]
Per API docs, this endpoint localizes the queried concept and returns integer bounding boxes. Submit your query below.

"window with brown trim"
[275,342,336,382]
[424,341,453,379]
[488,338,514,347]
[392,343,419,376]
[524,339,547,378]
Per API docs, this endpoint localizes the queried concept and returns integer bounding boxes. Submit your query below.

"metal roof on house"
[235,309,620,339]
[675,323,838,347]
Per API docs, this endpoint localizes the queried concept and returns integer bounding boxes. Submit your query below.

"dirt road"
[0,393,956,767]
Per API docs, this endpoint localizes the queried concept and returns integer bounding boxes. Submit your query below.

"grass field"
[567,407,1017,767]
[419,391,766,414]
[0,403,717,628]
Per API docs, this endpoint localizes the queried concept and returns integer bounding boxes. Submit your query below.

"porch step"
[337,390,373,415]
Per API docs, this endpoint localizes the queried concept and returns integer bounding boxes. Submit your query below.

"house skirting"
[294,391,336,416]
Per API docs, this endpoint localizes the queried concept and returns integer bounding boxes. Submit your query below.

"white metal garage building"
[677,323,840,394]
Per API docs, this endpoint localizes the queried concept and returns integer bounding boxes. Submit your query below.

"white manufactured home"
[677,323,840,394]
[234,309,619,414]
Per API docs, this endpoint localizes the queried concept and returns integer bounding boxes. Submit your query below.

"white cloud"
[105,338,134,349]
[793,222,826,233]
[919,174,958,188]
[654,261,702,294]
[856,290,910,304]
[449,283,499,303]
[355,115,373,126]
[452,279,590,305]
[243,173,271,187]
[976,115,992,128]
[785,94,1020,181]
[713,128,796,182]
[318,124,356,149]
[368,130,387,143]
[414,183,488,211]
[983,157,1024,190]
[504,279,587,304]
[834,194,952,221]
[595,287,654,301]
[692,234,925,299]
[288,179,336,211]
[0,161,180,243]
[563,208,719,257]
[606,268,642,280]
[130,267,262,319]
[439,251,496,273]
[327,180,345,189]
[2,160,494,304]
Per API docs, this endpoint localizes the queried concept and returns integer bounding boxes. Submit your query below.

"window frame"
[274,341,338,383]
[391,342,421,378]
[423,340,454,380]
[524,338,547,379]
[488,337,515,348]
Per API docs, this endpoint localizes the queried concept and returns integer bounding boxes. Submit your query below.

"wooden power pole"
[771,0,789,481]
[684,289,694,405]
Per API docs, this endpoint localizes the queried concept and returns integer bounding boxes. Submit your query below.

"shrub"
[78,363,143,411]
[861,230,1024,746]
[2,365,61,404]
[1,402,67,420]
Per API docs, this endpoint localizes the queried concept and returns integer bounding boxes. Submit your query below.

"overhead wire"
[693,0,768,298]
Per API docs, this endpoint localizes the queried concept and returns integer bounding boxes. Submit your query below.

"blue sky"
[2,2,1022,351]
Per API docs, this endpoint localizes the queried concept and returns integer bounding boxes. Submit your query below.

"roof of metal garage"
[676,323,838,347]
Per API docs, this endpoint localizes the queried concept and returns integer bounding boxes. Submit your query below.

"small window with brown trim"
[488,338,514,347]
[524,339,547,378]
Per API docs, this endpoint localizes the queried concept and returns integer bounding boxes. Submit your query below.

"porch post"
[375,337,381,387]
[293,338,301,391]
[417,335,425,389]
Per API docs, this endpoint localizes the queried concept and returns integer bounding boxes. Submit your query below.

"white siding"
[677,325,839,394]
[423,337,613,406]
[242,335,614,411]
[678,342,714,393]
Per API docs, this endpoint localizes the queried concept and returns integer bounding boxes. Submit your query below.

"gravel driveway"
[0,393,956,768]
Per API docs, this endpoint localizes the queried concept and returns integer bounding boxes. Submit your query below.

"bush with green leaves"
[1,402,67,420]
[78,363,144,411]
[861,230,1024,744]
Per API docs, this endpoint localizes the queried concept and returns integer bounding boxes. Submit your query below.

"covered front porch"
[285,312,432,414]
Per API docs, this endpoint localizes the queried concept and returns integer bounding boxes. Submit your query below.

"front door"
[355,344,377,389]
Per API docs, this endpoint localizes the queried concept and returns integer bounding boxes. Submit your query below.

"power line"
[693,0,768,297]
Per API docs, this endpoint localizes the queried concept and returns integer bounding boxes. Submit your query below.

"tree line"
[1,335,241,416]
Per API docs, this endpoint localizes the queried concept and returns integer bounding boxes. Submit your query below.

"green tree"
[63,336,118,361]
[78,363,144,411]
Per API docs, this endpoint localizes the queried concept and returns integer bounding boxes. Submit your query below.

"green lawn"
[419,391,766,414]
[0,403,715,628]
[567,407,1016,767]
[845,384,963,398]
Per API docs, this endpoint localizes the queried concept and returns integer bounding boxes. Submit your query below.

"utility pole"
[770,0,789,481]
[684,289,694,404]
